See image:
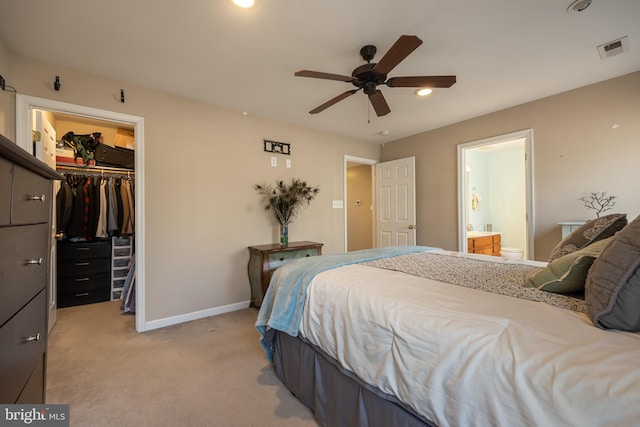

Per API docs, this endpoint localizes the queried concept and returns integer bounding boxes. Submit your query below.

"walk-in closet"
[31,108,137,329]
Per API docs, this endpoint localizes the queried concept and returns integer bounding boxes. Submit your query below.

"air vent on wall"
[597,36,629,60]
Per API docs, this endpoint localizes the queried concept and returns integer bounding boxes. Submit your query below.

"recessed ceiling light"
[230,0,255,9]
[567,0,591,12]
[378,130,390,136]
[415,88,433,97]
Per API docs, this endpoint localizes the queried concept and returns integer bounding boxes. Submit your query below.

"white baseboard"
[143,300,251,331]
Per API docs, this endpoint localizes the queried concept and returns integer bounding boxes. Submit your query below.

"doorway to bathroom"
[457,129,534,259]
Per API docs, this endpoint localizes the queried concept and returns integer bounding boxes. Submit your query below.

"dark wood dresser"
[248,241,323,307]
[0,133,61,404]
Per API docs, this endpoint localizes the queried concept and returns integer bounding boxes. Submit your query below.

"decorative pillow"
[549,213,627,262]
[585,215,640,331]
[525,237,612,294]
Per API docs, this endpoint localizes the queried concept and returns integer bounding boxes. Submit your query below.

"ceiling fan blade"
[368,90,390,117]
[373,35,423,75]
[386,75,457,88]
[295,70,354,82]
[309,89,359,114]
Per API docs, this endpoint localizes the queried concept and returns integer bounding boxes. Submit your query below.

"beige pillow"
[549,213,627,262]
[525,238,612,294]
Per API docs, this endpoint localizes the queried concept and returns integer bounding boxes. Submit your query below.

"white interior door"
[33,109,58,332]
[33,110,56,169]
[375,157,416,247]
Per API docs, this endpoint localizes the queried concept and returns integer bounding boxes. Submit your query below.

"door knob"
[408,225,417,230]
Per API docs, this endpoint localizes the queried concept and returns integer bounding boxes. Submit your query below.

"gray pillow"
[549,213,627,262]
[585,214,640,331]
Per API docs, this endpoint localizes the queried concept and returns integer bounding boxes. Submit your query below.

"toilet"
[501,247,524,260]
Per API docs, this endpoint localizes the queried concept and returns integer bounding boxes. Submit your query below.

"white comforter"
[299,257,640,427]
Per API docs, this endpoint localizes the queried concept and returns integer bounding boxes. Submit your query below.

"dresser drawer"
[0,224,49,327]
[58,241,111,260]
[15,357,44,404]
[58,257,110,278]
[0,290,46,404]
[58,286,110,308]
[11,165,52,225]
[57,271,110,293]
[0,157,10,225]
[267,248,320,270]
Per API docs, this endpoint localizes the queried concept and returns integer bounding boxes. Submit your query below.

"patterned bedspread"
[362,251,587,313]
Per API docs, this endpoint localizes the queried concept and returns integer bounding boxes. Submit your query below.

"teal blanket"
[255,245,437,361]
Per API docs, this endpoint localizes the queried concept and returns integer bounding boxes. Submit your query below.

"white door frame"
[16,94,147,332]
[457,129,534,258]
[344,155,378,252]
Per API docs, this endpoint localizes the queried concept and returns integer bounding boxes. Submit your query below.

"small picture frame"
[264,139,291,155]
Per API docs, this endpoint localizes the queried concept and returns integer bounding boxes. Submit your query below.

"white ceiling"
[1,0,638,144]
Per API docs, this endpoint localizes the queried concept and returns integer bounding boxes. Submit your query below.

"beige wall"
[381,71,640,261]
[2,52,379,324]
[347,165,373,251]
[0,39,13,137]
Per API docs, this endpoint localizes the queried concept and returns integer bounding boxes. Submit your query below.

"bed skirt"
[272,330,435,427]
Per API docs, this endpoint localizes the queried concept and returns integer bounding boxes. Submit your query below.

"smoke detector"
[567,0,592,12]
[597,36,630,60]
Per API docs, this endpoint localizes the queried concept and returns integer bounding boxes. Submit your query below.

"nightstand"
[248,241,323,307]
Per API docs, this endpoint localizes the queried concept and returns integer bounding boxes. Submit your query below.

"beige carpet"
[46,301,317,426]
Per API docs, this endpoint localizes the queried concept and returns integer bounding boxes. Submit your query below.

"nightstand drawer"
[267,248,320,270]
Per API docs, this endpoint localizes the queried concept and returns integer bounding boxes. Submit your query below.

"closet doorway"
[15,95,147,332]
[344,155,377,252]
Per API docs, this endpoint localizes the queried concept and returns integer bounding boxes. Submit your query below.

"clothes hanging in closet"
[56,174,135,240]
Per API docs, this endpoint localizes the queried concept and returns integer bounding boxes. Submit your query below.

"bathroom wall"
[466,142,526,254]
[487,146,526,251]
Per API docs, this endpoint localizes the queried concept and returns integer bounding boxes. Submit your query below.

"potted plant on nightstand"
[254,178,320,247]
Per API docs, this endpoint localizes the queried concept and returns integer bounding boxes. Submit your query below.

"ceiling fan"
[295,35,456,117]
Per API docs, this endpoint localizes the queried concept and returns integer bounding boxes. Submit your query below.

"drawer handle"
[24,333,41,343]
[75,277,90,282]
[75,247,90,251]
[27,194,46,202]
[75,292,89,297]
[76,262,90,266]
[25,258,43,265]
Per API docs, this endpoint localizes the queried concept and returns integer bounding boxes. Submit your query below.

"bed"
[256,214,640,427]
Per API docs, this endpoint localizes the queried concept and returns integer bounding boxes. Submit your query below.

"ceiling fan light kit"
[295,35,456,117]
[229,0,255,9]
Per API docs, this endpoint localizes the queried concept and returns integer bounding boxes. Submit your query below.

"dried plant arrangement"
[579,191,617,218]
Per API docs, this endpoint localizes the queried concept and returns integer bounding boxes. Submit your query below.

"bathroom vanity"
[467,231,501,257]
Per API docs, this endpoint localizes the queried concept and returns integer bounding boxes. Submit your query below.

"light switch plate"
[271,157,277,167]
[332,200,344,209]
